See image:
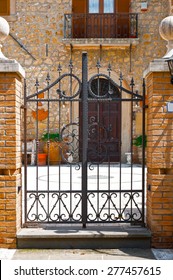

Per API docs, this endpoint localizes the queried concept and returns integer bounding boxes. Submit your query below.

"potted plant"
[41,131,62,165]
[133,135,147,163]
[133,135,147,147]
[37,153,47,166]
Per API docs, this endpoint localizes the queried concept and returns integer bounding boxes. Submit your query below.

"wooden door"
[87,101,120,163]
[79,78,120,163]
[72,0,130,38]
[87,0,116,38]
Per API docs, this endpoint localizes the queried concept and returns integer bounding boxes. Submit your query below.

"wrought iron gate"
[24,52,146,227]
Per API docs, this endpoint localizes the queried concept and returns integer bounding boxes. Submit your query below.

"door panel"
[87,102,120,162]
[72,0,130,38]
[87,0,116,38]
[80,78,120,163]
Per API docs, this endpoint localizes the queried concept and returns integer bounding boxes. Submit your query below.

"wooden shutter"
[116,0,130,37]
[72,0,86,38]
[72,0,86,13]
[0,0,10,15]
[117,0,130,13]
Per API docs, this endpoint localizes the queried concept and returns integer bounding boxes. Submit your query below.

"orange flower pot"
[37,153,47,166]
[43,142,62,165]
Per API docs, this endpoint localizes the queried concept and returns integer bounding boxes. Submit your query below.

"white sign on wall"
[167,102,173,113]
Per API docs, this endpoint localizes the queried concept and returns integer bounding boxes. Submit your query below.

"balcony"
[63,13,139,49]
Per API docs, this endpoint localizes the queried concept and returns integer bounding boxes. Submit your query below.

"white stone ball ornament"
[0,16,10,60]
[159,16,173,58]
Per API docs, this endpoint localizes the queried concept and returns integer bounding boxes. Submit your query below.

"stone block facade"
[145,62,173,248]
[0,63,24,248]
[1,0,169,93]
[0,0,170,155]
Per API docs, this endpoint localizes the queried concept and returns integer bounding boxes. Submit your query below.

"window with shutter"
[71,0,132,38]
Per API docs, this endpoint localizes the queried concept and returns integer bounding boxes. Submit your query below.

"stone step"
[17,225,151,249]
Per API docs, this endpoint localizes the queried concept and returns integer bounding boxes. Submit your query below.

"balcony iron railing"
[64,13,138,39]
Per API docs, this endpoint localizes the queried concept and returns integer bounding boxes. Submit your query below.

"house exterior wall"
[0,0,173,248]
[1,1,169,157]
[2,0,169,92]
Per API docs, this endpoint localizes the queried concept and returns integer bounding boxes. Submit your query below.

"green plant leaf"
[133,135,147,147]
[41,132,61,141]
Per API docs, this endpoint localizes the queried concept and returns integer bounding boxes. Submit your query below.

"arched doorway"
[79,77,121,162]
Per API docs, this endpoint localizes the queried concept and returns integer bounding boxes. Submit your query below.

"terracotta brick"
[152,243,173,249]
[146,71,173,248]
[152,209,173,215]
[159,232,173,237]
[150,197,173,203]
[0,72,22,248]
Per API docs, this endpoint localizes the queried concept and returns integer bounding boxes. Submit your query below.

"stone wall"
[1,0,169,144]
[2,0,168,91]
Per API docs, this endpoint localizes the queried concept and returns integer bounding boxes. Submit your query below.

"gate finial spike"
[107,63,112,74]
[119,72,123,81]
[57,63,62,73]
[130,77,135,87]
[46,73,50,81]
[96,60,101,69]
[35,78,39,90]
[46,73,51,85]
[69,59,73,70]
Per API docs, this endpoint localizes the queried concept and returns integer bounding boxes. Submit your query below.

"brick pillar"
[144,59,173,248]
[0,60,25,248]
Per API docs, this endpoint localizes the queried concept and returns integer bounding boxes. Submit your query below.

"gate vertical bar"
[82,52,88,228]
[142,78,146,225]
[24,79,27,223]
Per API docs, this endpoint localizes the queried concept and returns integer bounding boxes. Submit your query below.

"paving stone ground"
[0,248,172,260]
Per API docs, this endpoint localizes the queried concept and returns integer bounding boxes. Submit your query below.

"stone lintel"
[0,59,25,78]
[143,59,169,78]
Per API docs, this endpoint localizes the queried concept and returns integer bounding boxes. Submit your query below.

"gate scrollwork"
[24,53,145,226]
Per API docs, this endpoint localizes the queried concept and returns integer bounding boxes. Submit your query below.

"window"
[70,0,133,39]
[88,0,115,14]
[0,0,10,15]
[104,0,114,13]
[89,0,99,13]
